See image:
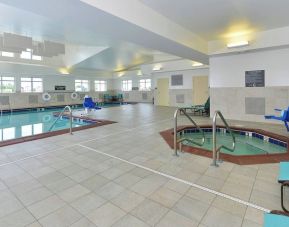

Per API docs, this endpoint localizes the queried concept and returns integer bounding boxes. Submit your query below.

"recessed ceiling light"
[59,68,70,75]
[153,65,162,71]
[227,41,249,48]
[192,61,203,67]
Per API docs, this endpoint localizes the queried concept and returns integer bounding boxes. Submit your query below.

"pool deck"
[0,103,287,226]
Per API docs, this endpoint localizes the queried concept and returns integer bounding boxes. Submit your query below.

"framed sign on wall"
[245,70,265,87]
[55,85,66,90]
[171,74,183,86]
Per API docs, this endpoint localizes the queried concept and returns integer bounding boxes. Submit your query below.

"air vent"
[57,94,65,102]
[29,95,38,104]
[0,96,9,105]
[176,94,185,103]
[245,97,265,115]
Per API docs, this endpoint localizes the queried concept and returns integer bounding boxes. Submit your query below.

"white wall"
[209,46,289,122]
[210,47,289,87]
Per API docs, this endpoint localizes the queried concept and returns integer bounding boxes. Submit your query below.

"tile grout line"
[0,118,172,168]
[78,144,271,214]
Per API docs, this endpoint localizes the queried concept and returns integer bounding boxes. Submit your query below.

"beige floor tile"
[149,186,183,208]
[164,179,190,194]
[95,181,125,200]
[17,186,53,206]
[244,207,264,225]
[86,202,126,227]
[173,196,210,222]
[70,193,106,215]
[58,184,90,202]
[113,172,142,188]
[27,195,66,219]
[111,190,145,212]
[156,210,198,227]
[70,217,97,227]
[186,187,216,204]
[0,209,35,227]
[242,219,262,227]
[212,196,247,217]
[201,206,243,227]
[80,174,110,191]
[131,199,169,226]
[111,214,150,227]
[38,205,82,227]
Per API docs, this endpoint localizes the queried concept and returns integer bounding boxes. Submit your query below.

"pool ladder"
[174,108,205,156]
[211,110,236,167]
[48,105,73,134]
[173,108,235,167]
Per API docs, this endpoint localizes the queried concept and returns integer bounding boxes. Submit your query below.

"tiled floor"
[0,103,287,227]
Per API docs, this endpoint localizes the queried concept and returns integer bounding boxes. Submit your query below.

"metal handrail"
[48,105,73,134]
[212,110,235,167]
[174,108,205,156]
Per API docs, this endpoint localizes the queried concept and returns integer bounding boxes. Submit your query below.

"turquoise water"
[0,108,90,142]
[181,132,287,155]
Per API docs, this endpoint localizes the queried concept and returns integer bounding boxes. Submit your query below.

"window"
[95,80,107,92]
[20,51,32,59]
[1,52,14,57]
[21,77,43,93]
[75,80,89,92]
[122,80,132,91]
[32,55,42,61]
[0,77,15,93]
[139,79,151,91]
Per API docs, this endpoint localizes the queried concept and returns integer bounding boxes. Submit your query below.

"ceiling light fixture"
[192,61,203,67]
[227,40,249,48]
[137,70,142,76]
[59,68,70,75]
[153,65,162,71]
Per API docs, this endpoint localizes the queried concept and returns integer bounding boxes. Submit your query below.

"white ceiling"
[141,0,289,41]
[1,0,289,74]
[0,1,180,73]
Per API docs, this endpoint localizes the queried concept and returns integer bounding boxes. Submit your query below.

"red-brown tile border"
[160,125,289,165]
[0,114,116,147]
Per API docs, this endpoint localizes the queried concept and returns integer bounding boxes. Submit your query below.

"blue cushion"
[264,213,289,227]
[278,162,289,182]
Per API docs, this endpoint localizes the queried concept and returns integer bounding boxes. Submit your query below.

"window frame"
[0,76,15,93]
[21,77,43,93]
[75,79,90,92]
[122,80,132,91]
[94,80,107,92]
[139,79,151,91]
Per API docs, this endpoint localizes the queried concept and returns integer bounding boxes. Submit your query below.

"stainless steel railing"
[48,105,73,134]
[174,108,205,156]
[211,110,235,167]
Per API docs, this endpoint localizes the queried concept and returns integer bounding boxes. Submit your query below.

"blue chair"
[83,97,101,110]
[264,211,289,227]
[265,107,289,131]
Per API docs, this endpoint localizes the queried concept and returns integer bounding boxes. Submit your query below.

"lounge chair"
[83,96,101,111]
[192,97,210,116]
[264,210,289,227]
[278,162,289,212]
[265,107,289,131]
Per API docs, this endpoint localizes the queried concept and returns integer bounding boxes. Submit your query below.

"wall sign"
[245,70,265,87]
[55,85,66,90]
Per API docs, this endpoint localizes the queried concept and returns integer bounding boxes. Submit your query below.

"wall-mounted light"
[192,61,203,67]
[227,40,249,48]
[137,70,142,76]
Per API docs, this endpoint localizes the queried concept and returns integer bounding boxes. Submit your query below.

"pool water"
[181,131,287,155]
[0,108,90,142]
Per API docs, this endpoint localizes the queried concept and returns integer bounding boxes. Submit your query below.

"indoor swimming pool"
[0,107,91,142]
